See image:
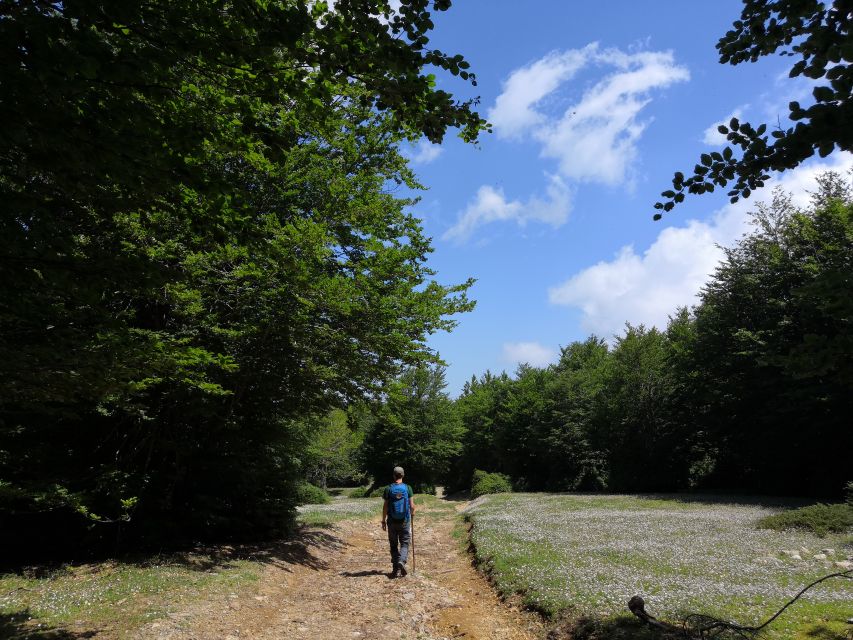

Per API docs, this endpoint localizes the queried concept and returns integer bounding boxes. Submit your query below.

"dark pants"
[386,518,410,567]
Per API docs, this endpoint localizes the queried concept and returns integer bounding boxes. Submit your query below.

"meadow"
[464,493,853,639]
[0,555,260,637]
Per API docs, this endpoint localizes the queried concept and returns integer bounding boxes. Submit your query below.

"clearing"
[1,494,542,640]
[465,493,853,639]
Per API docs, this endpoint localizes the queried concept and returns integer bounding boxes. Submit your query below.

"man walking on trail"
[381,466,415,578]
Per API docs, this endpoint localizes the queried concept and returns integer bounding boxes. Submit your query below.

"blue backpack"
[387,484,410,521]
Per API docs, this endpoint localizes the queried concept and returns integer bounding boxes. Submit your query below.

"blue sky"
[395,1,851,395]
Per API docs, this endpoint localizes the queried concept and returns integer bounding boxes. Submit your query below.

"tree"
[451,371,512,490]
[360,365,463,491]
[655,0,852,218]
[1,1,483,553]
[303,410,364,489]
[686,175,853,495]
[599,325,685,492]
[544,338,610,491]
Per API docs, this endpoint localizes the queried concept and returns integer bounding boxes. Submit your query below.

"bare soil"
[131,500,543,640]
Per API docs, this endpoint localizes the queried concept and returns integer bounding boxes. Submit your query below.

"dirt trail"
[132,500,542,640]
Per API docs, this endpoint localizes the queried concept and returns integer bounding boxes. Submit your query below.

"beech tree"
[655,0,852,218]
[0,1,481,554]
[360,365,463,491]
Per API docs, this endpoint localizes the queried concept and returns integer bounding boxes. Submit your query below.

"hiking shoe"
[398,562,408,577]
[391,565,400,578]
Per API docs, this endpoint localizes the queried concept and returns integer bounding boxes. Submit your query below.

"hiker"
[381,466,415,577]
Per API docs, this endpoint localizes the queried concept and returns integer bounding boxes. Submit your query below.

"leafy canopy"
[0,0,482,552]
[655,0,853,218]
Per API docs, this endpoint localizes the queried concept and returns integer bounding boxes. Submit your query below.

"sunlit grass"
[465,493,853,639]
[296,492,453,526]
[0,556,259,634]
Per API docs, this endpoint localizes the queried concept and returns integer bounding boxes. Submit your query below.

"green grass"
[464,493,853,640]
[0,554,259,636]
[756,503,853,537]
[296,497,382,526]
[296,492,454,527]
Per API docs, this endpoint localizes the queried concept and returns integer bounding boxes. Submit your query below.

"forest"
[2,0,852,563]
[333,177,853,502]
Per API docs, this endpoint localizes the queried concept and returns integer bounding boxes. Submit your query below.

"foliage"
[450,370,513,491]
[470,470,512,498]
[756,503,853,537]
[453,173,852,498]
[0,0,480,555]
[348,486,372,499]
[302,410,364,489]
[597,325,689,492]
[655,0,853,217]
[686,176,853,495]
[360,364,463,491]
[846,482,853,507]
[294,482,331,506]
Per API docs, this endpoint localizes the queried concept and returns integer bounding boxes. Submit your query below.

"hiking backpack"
[387,484,410,521]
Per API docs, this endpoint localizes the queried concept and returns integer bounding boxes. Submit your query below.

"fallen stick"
[628,569,853,638]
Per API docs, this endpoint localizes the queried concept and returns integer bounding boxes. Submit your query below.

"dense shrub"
[845,481,853,507]
[471,470,512,498]
[756,503,853,537]
[295,482,330,506]
[348,486,372,499]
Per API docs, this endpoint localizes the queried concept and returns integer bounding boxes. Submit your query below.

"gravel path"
[131,501,542,640]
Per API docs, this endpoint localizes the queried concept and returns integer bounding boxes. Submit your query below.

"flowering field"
[465,493,853,638]
[0,556,259,634]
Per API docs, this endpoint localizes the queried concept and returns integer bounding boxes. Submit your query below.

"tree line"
[362,175,852,498]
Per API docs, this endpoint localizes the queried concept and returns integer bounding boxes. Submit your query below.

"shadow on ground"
[441,490,471,503]
[0,611,99,639]
[4,524,346,579]
[225,527,345,572]
[132,525,347,573]
[804,624,850,640]
[547,615,672,640]
[339,569,390,578]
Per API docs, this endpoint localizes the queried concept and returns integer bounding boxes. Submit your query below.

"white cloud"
[703,107,745,146]
[406,139,444,165]
[488,46,594,140]
[503,342,556,368]
[489,45,689,185]
[548,153,853,338]
[443,174,571,242]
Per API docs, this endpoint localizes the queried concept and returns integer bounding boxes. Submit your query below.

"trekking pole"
[410,512,415,574]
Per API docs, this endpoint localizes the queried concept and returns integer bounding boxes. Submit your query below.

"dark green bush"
[348,486,372,499]
[471,470,512,498]
[845,481,853,507]
[369,486,386,498]
[756,503,853,537]
[295,482,330,506]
